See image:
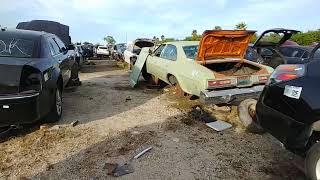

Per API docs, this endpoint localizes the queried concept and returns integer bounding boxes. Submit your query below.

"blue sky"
[1,0,319,44]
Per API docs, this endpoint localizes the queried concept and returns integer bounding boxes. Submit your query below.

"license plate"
[237,76,251,86]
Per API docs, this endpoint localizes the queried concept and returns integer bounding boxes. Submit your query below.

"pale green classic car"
[130,30,274,104]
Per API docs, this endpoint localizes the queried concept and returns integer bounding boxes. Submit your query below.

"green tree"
[235,22,247,30]
[184,30,202,41]
[214,26,222,30]
[104,36,116,45]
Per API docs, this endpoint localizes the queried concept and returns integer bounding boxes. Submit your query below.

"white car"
[124,39,154,69]
[96,46,110,59]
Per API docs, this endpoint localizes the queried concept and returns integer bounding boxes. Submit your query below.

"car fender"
[168,60,214,96]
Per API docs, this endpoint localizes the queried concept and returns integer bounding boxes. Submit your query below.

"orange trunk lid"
[197,30,256,64]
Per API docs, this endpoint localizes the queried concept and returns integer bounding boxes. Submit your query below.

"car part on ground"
[0,28,79,128]
[256,43,320,180]
[130,30,274,104]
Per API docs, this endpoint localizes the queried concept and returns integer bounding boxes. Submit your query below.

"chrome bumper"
[200,85,265,104]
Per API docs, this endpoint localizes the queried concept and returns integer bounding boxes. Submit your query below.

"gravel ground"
[0,60,306,180]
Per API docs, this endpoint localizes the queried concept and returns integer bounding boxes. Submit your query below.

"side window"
[47,38,61,56]
[53,37,66,51]
[160,44,177,61]
[154,44,166,57]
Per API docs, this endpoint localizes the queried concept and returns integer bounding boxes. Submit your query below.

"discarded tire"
[306,142,320,180]
[238,99,265,134]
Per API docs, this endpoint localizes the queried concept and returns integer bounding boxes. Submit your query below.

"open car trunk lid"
[197,30,256,64]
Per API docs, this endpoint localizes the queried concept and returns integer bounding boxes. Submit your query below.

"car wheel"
[45,88,62,122]
[68,62,82,86]
[238,99,265,134]
[306,143,320,180]
[168,75,185,98]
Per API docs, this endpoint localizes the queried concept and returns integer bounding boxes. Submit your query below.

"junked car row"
[1,20,320,179]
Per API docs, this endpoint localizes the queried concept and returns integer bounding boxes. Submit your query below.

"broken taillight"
[208,79,231,87]
[267,64,305,85]
[20,66,43,92]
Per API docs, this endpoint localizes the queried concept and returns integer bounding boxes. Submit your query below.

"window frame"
[160,44,177,61]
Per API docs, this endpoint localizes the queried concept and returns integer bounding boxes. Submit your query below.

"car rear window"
[183,45,198,59]
[99,47,108,49]
[0,36,35,58]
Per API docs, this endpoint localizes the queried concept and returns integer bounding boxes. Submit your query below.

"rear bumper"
[0,92,41,128]
[200,85,264,104]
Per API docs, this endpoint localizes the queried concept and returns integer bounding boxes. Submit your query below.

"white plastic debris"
[206,120,232,132]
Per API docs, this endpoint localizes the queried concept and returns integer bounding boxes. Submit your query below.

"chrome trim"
[0,93,40,100]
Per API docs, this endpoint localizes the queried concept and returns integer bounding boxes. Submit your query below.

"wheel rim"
[56,89,62,116]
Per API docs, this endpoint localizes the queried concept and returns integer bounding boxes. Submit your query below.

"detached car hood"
[253,28,300,48]
[197,30,256,63]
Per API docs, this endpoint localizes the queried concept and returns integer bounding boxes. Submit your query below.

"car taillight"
[258,76,269,82]
[267,64,305,85]
[20,66,43,92]
[208,79,231,87]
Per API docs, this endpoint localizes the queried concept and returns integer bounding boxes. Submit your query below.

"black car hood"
[253,28,300,48]
[0,57,36,94]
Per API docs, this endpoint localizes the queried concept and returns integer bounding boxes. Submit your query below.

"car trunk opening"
[133,41,154,55]
[203,60,262,77]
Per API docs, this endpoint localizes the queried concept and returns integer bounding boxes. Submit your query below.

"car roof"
[0,28,52,40]
[164,41,199,46]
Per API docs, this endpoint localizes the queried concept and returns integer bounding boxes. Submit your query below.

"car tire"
[68,62,82,86]
[238,99,265,134]
[306,143,320,180]
[45,88,62,123]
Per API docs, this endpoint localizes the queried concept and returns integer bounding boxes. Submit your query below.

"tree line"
[102,22,319,46]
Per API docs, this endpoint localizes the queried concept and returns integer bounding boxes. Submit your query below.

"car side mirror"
[68,44,75,50]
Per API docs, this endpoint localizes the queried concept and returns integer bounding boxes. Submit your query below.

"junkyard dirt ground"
[0,60,305,180]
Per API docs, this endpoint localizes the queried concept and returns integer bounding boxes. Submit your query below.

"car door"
[146,44,166,78]
[54,36,73,83]
[47,37,69,86]
[157,44,178,82]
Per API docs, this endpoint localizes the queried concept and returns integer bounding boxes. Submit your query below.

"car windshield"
[0,36,34,58]
[183,45,198,59]
[99,47,108,49]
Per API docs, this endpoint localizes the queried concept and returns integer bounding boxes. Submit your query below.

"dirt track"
[0,60,306,180]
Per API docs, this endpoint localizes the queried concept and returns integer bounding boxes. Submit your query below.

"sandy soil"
[0,60,306,180]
